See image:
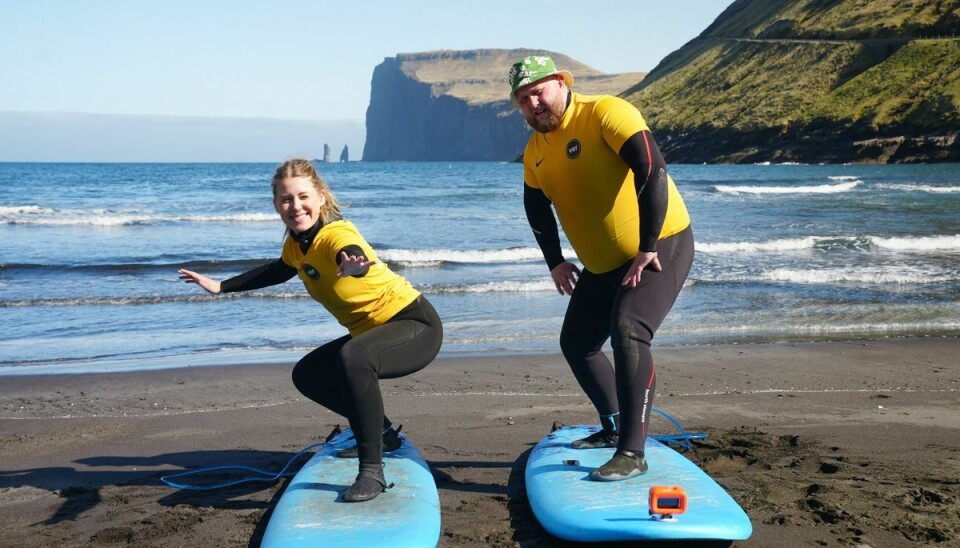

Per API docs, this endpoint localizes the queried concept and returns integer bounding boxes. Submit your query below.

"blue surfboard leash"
[161,425,342,491]
[551,408,707,450]
[649,408,707,450]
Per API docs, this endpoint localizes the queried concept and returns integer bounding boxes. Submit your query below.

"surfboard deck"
[525,424,752,542]
[261,428,440,548]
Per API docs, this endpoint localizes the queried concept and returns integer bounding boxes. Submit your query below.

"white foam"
[875,183,960,193]
[871,234,960,252]
[760,266,953,285]
[715,181,859,194]
[0,206,276,226]
[699,234,960,255]
[673,318,960,337]
[697,237,821,253]
[428,280,557,294]
[380,247,576,266]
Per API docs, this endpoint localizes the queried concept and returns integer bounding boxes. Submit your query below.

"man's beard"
[524,94,565,133]
[526,111,562,133]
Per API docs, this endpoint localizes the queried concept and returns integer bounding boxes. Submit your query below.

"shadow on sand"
[0,448,314,547]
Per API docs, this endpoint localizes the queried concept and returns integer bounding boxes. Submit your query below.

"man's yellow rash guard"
[522,93,690,274]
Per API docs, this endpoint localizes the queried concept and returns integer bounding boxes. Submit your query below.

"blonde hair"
[271,158,343,224]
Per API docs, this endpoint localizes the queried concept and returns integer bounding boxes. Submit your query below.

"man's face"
[515,75,568,133]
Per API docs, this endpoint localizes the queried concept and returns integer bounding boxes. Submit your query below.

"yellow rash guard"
[280,220,419,336]
[523,93,690,273]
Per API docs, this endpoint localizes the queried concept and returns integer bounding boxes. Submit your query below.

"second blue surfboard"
[525,424,752,542]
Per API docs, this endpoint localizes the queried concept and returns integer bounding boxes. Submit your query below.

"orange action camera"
[649,485,688,517]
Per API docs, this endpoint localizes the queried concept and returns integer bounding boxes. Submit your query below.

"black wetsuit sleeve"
[221,259,297,293]
[619,130,669,253]
[335,244,370,277]
[523,184,565,271]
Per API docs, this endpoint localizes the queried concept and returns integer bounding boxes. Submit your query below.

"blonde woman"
[179,158,443,502]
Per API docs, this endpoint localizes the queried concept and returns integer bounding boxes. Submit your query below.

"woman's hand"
[337,252,376,277]
[178,269,222,294]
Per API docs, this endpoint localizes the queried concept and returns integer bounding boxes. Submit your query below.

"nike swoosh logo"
[535,158,545,167]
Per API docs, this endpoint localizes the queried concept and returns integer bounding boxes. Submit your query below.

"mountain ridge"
[623,0,960,163]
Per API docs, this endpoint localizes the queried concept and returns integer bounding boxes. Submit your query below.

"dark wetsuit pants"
[560,227,694,453]
[292,296,442,468]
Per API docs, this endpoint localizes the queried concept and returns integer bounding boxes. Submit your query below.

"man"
[511,55,694,481]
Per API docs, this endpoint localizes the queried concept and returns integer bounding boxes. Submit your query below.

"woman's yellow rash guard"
[280,220,419,336]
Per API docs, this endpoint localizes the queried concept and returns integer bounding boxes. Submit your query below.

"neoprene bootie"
[589,449,648,481]
[336,425,402,458]
[572,413,620,449]
[342,465,387,503]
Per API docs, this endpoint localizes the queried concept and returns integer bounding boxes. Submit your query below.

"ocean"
[1,161,958,375]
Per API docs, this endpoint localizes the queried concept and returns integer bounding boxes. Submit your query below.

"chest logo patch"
[566,139,581,159]
[303,264,320,280]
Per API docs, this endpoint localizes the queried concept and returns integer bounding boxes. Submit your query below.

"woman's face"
[273,176,326,234]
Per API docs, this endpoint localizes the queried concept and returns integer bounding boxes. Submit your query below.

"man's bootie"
[342,464,387,503]
[589,449,648,482]
[572,413,620,449]
[571,429,619,449]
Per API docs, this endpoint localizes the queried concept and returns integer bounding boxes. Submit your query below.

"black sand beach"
[1,338,958,547]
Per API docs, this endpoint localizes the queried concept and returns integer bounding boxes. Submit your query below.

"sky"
[0,0,734,160]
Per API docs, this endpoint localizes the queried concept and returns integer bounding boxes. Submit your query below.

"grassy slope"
[700,0,958,39]
[815,39,960,127]
[623,0,960,136]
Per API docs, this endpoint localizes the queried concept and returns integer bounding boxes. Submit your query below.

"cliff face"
[363,49,644,161]
[363,53,527,161]
[623,0,960,164]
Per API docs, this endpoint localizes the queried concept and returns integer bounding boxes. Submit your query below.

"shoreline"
[1,337,958,546]
[4,333,959,378]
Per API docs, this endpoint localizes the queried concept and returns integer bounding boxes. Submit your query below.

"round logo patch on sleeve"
[566,139,581,159]
[303,264,320,280]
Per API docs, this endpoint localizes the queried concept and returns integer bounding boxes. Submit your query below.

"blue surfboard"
[261,428,440,547]
[525,425,752,542]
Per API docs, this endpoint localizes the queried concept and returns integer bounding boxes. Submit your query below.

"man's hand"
[621,251,661,287]
[550,261,581,295]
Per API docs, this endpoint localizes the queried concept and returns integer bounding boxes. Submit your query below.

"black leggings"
[291,296,443,467]
[559,226,694,452]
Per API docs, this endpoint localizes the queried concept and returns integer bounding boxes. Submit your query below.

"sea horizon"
[2,161,958,375]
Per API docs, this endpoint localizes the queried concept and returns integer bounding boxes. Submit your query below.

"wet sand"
[1,338,958,547]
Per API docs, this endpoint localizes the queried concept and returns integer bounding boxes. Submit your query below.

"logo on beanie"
[303,264,320,280]
[566,139,581,160]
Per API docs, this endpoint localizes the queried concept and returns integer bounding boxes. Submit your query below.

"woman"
[179,158,443,502]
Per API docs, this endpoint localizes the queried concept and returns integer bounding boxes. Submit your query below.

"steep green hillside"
[813,39,960,127]
[623,0,960,163]
[699,0,959,39]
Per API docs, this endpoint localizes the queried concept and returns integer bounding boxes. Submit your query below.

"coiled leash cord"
[161,425,342,491]
[551,408,707,449]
